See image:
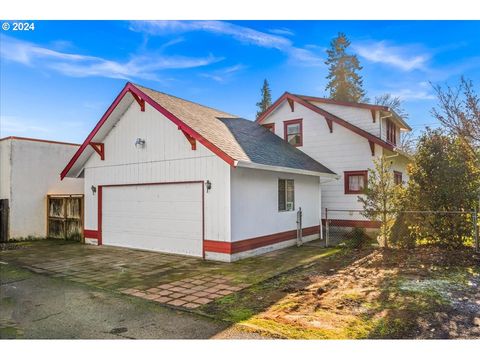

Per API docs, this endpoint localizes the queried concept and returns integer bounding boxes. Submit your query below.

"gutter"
[236,160,340,180]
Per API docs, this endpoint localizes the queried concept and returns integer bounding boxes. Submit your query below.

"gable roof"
[256,92,397,152]
[61,83,335,179]
[294,94,412,131]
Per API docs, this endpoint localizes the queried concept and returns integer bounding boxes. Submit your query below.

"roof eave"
[236,160,338,179]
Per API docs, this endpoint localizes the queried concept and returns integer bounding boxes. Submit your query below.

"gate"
[47,195,83,241]
[0,199,9,242]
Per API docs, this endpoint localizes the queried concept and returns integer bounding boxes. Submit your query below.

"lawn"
[198,246,480,339]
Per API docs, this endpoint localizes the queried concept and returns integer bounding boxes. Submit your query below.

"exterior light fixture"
[135,138,146,148]
[205,180,212,192]
[91,185,97,195]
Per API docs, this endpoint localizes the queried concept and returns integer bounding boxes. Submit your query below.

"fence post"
[325,208,329,247]
[474,208,479,253]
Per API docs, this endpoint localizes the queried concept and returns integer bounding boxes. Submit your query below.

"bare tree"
[431,77,480,148]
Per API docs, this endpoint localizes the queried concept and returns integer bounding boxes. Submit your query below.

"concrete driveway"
[0,240,331,311]
[0,263,267,339]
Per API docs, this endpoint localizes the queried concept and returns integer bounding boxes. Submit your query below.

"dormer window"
[386,119,397,145]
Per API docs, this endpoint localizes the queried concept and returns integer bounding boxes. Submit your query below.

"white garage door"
[102,183,203,257]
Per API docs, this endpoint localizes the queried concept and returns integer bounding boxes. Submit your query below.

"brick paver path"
[0,240,332,310]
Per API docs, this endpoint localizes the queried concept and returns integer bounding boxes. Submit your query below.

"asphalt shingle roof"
[135,84,334,175]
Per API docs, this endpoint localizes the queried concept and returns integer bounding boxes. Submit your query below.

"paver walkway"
[0,240,334,310]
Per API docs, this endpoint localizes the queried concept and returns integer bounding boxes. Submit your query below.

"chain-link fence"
[324,209,480,252]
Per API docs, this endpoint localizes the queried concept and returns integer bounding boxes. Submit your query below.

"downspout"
[319,176,323,240]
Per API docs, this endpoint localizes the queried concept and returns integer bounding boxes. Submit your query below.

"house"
[256,92,412,228]
[60,83,337,262]
[0,137,84,242]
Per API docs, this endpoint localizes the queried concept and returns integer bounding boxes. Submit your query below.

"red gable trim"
[295,94,389,112]
[257,93,394,152]
[60,83,236,179]
[0,136,80,147]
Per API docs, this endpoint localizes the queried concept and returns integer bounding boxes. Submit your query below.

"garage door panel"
[102,183,203,257]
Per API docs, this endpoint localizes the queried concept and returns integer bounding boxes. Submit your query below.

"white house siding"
[313,102,381,137]
[1,139,83,239]
[83,101,231,244]
[263,101,385,220]
[0,139,12,201]
[207,166,320,261]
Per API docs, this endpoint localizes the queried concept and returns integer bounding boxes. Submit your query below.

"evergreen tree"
[325,33,366,102]
[256,79,272,119]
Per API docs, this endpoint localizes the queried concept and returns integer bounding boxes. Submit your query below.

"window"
[284,119,303,147]
[262,123,275,133]
[394,171,403,186]
[386,119,397,145]
[344,171,368,194]
[278,179,295,211]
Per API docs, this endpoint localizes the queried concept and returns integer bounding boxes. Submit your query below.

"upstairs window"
[386,119,397,145]
[263,123,275,133]
[394,171,403,186]
[284,119,303,147]
[278,179,295,211]
[344,171,368,194]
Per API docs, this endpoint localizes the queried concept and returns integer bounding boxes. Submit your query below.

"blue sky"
[1,20,479,143]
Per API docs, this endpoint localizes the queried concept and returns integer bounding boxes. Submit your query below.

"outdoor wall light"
[91,185,97,195]
[205,180,212,192]
[135,138,146,148]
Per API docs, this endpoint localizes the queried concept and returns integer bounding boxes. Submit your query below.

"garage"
[101,182,203,257]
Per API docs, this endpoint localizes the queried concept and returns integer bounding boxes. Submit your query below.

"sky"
[1,20,480,143]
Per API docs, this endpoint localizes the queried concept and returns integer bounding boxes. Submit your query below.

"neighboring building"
[0,137,84,241]
[256,92,412,227]
[61,83,337,262]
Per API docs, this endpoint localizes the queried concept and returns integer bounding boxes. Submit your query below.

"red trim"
[257,93,394,152]
[129,90,145,112]
[83,229,99,239]
[95,181,205,258]
[60,83,236,180]
[262,123,275,133]
[394,171,403,185]
[89,142,104,160]
[322,219,381,229]
[283,118,303,147]
[326,118,333,133]
[368,140,375,156]
[180,129,197,150]
[344,170,368,194]
[0,136,80,147]
[295,94,388,112]
[97,186,102,245]
[287,98,295,112]
[204,225,320,255]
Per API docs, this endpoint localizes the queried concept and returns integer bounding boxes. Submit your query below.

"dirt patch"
[203,246,480,339]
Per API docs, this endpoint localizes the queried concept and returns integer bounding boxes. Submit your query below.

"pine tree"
[256,79,272,119]
[325,33,366,102]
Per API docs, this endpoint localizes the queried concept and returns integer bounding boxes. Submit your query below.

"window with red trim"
[284,119,303,147]
[344,171,368,194]
[263,123,275,133]
[386,119,397,145]
[394,171,403,186]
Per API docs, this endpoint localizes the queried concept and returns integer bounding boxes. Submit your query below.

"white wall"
[0,139,12,201]
[313,102,381,137]
[264,101,378,216]
[83,101,231,242]
[230,167,320,241]
[7,139,83,239]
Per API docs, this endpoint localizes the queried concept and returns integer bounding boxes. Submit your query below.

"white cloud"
[268,27,295,36]
[130,21,323,66]
[0,34,222,81]
[200,64,246,83]
[392,88,435,100]
[353,41,429,71]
